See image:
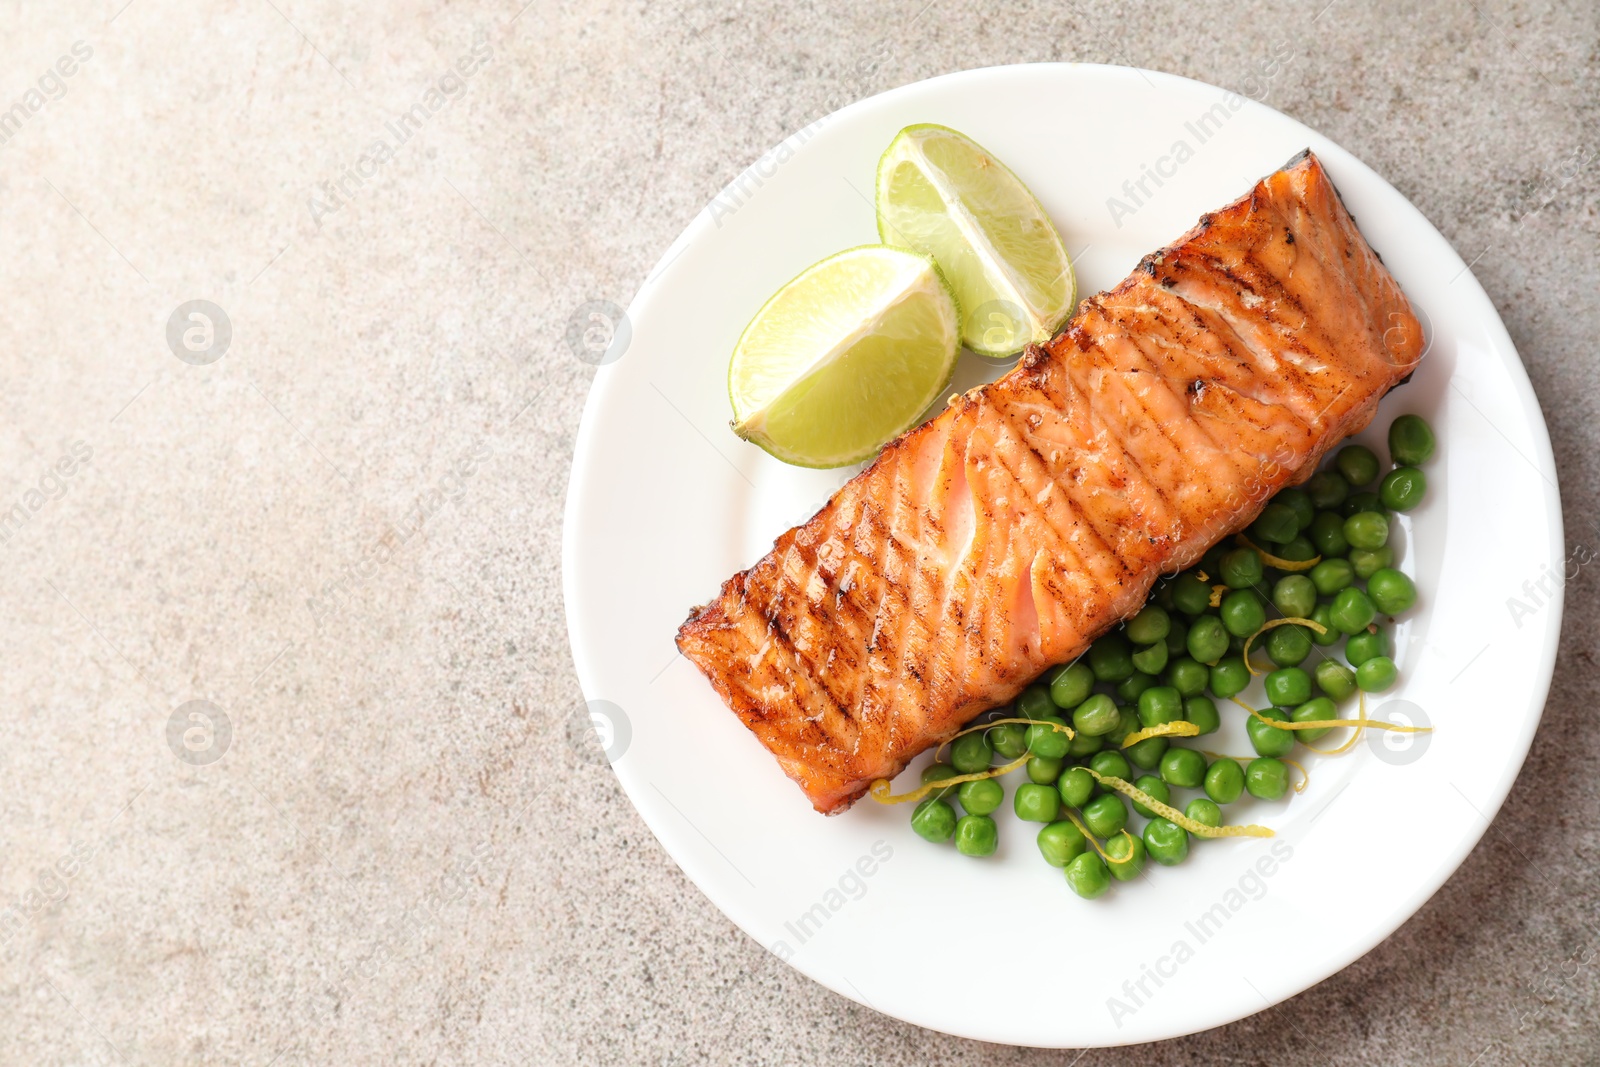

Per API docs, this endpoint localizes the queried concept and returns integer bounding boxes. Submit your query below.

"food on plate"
[677,149,1424,816]
[909,412,1435,896]
[876,124,1076,357]
[1388,413,1436,466]
[727,245,961,468]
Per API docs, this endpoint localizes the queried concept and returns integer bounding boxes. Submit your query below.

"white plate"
[562,64,1563,1047]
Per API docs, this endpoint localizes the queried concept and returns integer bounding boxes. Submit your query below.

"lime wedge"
[876,124,1075,358]
[729,245,960,469]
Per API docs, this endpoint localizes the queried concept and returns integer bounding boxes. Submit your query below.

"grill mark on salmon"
[678,151,1424,814]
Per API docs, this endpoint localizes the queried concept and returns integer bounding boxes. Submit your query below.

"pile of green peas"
[909,413,1436,899]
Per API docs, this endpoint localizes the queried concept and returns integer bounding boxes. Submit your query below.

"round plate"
[562,64,1563,1047]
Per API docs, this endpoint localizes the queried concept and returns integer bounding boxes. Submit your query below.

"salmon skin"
[678,150,1424,814]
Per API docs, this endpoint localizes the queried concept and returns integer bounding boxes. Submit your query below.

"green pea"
[1160,746,1206,789]
[1292,696,1338,742]
[1104,707,1142,747]
[1081,793,1128,838]
[1068,693,1116,738]
[911,797,957,842]
[1185,797,1223,828]
[1349,544,1394,580]
[954,814,998,856]
[1049,661,1096,710]
[1027,755,1064,784]
[1273,575,1318,619]
[1380,466,1427,512]
[1014,782,1061,823]
[1017,683,1056,720]
[1245,758,1290,800]
[1247,707,1295,758]
[1067,729,1103,757]
[1220,547,1264,589]
[1165,618,1189,657]
[1228,630,1249,655]
[1026,716,1072,759]
[1167,656,1210,697]
[1115,671,1157,703]
[1170,571,1213,616]
[1138,685,1184,728]
[1144,818,1190,866]
[1104,831,1146,881]
[1220,589,1266,638]
[1345,628,1389,667]
[950,731,993,773]
[1264,667,1312,707]
[1057,766,1095,807]
[1037,820,1087,867]
[1089,633,1135,682]
[1276,487,1316,531]
[1131,774,1171,818]
[1336,444,1380,487]
[1368,568,1417,615]
[1309,603,1341,646]
[1314,659,1358,702]
[1184,695,1221,735]
[1308,511,1349,557]
[1341,490,1387,519]
[988,721,1028,760]
[1064,851,1110,898]
[1130,641,1169,675]
[1344,511,1389,551]
[1251,503,1299,544]
[1388,413,1436,466]
[921,763,960,794]
[958,777,1003,816]
[1306,468,1350,509]
[1124,734,1168,771]
[1275,535,1318,563]
[1126,605,1171,645]
[1089,750,1132,783]
[1209,656,1251,699]
[1155,580,1176,612]
[1266,624,1313,667]
[1329,587,1377,635]
[1310,557,1355,597]
[1204,757,1245,804]
[1187,615,1229,666]
[1356,656,1398,692]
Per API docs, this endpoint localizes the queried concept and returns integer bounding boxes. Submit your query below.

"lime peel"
[1313,692,1371,755]
[1227,696,1429,735]
[1065,811,1138,867]
[867,754,1028,806]
[1087,770,1274,839]
[1121,720,1200,748]
[870,715,1075,805]
[933,716,1074,764]
[1242,617,1329,675]
[1235,533,1321,572]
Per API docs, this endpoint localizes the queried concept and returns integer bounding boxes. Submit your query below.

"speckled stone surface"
[1,0,1596,1063]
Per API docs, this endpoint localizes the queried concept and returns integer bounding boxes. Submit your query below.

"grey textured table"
[2,1,1595,1063]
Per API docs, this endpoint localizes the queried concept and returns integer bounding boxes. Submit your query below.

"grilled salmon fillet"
[678,150,1423,814]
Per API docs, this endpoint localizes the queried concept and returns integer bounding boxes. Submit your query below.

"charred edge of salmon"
[1076,151,1414,358]
[679,149,1423,814]
[1277,146,1388,263]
